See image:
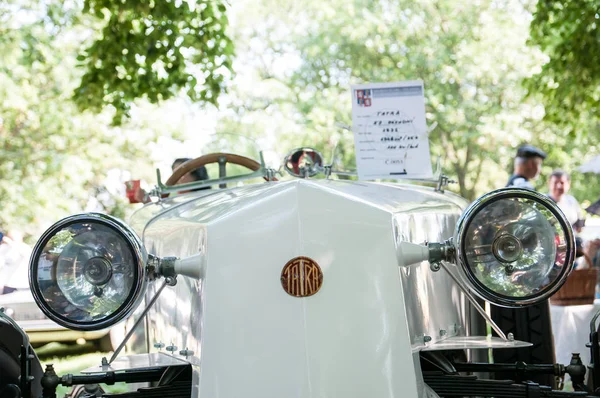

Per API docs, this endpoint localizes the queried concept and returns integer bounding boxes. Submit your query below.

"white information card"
[351,80,433,180]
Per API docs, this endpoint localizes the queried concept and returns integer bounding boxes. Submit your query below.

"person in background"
[546,169,592,267]
[583,239,600,267]
[547,169,584,226]
[0,231,32,295]
[132,158,210,204]
[169,157,209,185]
[506,144,547,189]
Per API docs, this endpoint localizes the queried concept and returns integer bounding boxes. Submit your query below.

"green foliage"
[3,0,600,242]
[47,230,75,254]
[75,0,234,124]
[0,1,167,238]
[220,0,600,205]
[224,0,554,201]
[527,1,600,134]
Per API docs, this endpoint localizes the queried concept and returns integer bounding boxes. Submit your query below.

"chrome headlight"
[29,213,147,330]
[455,188,574,307]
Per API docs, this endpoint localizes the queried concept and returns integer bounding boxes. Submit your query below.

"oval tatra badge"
[281,256,323,297]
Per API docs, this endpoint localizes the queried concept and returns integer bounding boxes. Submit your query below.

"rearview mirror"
[283,147,324,178]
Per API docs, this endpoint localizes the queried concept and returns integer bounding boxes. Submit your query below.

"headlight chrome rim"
[29,213,147,331]
[455,188,575,307]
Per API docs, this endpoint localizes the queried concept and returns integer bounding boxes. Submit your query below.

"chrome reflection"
[30,214,147,330]
[283,147,324,178]
[456,189,574,307]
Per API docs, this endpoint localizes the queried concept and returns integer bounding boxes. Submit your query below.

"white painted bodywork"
[129,179,470,398]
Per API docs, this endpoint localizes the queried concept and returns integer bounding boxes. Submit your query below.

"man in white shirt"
[547,169,584,226]
[546,169,593,268]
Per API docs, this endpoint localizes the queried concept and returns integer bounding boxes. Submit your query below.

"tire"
[0,343,43,398]
[0,347,20,389]
[491,299,556,387]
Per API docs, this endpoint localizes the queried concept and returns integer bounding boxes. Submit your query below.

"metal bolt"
[430,262,441,272]
[179,348,194,358]
[423,335,432,343]
[439,329,447,337]
[153,342,165,350]
[165,276,177,286]
[101,357,108,367]
[166,344,177,353]
[508,332,514,341]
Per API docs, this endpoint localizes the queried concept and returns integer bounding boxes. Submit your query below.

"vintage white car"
[0,139,593,398]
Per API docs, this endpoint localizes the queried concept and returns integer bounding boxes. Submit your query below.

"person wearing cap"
[506,144,547,190]
[132,158,210,203]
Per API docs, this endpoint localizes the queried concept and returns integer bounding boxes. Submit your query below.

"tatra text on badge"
[281,257,323,297]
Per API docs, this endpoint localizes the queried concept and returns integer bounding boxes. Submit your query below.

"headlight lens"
[30,213,147,330]
[456,189,574,307]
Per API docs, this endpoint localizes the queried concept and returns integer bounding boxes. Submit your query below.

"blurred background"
[1,0,599,240]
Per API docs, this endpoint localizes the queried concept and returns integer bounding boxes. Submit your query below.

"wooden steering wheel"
[165,152,276,186]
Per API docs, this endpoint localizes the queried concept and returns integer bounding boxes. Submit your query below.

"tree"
[524,1,600,204]
[527,1,600,135]
[223,0,553,200]
[73,0,234,124]
[0,1,175,238]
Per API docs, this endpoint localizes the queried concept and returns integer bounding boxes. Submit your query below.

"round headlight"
[29,213,147,330]
[455,188,574,307]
